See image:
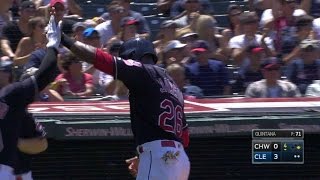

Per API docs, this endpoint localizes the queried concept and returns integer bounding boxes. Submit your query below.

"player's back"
[125,64,186,146]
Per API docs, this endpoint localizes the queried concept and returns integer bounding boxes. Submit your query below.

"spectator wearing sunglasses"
[14,17,47,67]
[245,57,301,98]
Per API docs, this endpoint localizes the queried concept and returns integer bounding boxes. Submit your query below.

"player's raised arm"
[1,15,61,106]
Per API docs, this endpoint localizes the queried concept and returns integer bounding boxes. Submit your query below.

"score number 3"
[158,99,183,137]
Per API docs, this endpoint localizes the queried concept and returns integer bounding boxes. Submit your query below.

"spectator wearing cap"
[185,40,231,96]
[286,39,320,95]
[100,0,150,39]
[83,28,101,48]
[166,63,203,99]
[170,0,214,18]
[14,17,47,67]
[161,40,188,67]
[95,4,125,47]
[37,0,82,18]
[229,12,275,68]
[153,20,178,63]
[72,22,87,42]
[233,47,265,94]
[1,1,36,59]
[245,57,301,98]
[117,16,140,42]
[282,15,314,64]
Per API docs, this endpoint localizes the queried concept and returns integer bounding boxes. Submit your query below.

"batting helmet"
[119,37,158,64]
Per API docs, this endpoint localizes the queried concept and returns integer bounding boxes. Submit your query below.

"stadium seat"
[214,15,229,27]
[88,0,112,5]
[130,3,157,16]
[211,1,233,15]
[81,4,106,19]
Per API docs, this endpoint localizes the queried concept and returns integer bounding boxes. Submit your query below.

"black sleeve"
[21,113,46,138]
[34,47,58,92]
[1,47,58,107]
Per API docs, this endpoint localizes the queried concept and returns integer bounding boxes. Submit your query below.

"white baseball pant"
[136,140,190,180]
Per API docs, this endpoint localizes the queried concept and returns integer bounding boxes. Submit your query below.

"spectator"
[282,15,314,64]
[53,52,94,97]
[245,57,301,98]
[95,4,125,47]
[286,39,320,95]
[221,4,243,52]
[305,80,320,97]
[185,40,231,96]
[1,1,36,58]
[153,20,178,63]
[0,0,12,37]
[161,40,188,67]
[14,16,47,67]
[170,0,214,18]
[108,16,140,43]
[83,27,101,48]
[193,15,228,62]
[173,0,204,28]
[167,63,203,99]
[36,0,82,18]
[298,0,320,18]
[72,21,87,42]
[261,0,306,53]
[229,12,275,67]
[233,47,265,94]
[157,0,176,17]
[0,57,13,87]
[313,17,320,40]
[100,0,150,39]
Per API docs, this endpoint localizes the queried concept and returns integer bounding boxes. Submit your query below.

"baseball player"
[0,15,61,179]
[14,113,46,180]
[0,58,47,180]
[57,20,190,179]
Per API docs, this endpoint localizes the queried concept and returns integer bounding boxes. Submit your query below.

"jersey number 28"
[158,99,183,137]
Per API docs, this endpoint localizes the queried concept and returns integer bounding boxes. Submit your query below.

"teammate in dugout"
[0,15,61,179]
[55,15,191,180]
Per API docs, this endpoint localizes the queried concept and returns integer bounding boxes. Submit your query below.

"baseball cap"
[20,1,36,10]
[160,20,177,29]
[191,40,210,53]
[83,27,99,38]
[120,17,139,27]
[239,11,259,24]
[72,22,86,32]
[261,57,281,71]
[251,47,264,54]
[180,32,198,39]
[163,40,187,53]
[50,0,64,7]
[300,39,319,49]
[0,60,13,73]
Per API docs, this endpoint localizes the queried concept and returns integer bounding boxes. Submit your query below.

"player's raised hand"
[45,9,62,50]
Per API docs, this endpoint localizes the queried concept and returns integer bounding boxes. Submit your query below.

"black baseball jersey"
[94,49,188,146]
[14,113,46,174]
[0,77,37,168]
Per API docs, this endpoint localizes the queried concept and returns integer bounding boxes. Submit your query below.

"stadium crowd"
[0,0,320,101]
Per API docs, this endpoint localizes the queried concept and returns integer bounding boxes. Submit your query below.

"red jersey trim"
[94,49,115,76]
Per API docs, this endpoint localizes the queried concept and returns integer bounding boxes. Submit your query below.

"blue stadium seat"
[130,3,157,16]
[211,1,233,15]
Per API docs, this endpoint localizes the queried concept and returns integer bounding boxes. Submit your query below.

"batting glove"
[46,15,62,50]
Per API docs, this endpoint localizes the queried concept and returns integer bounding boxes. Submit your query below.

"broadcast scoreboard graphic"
[252,129,304,164]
